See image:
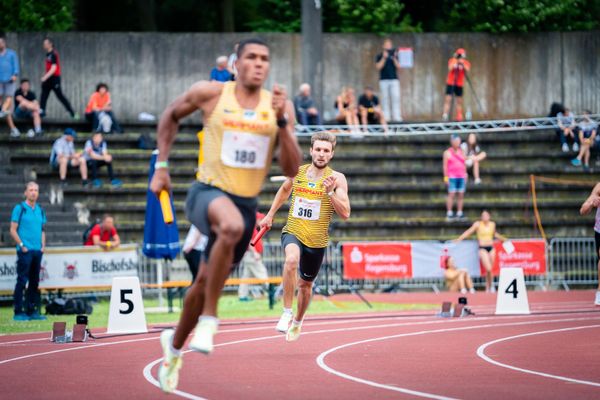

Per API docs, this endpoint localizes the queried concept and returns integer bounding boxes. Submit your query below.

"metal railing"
[549,237,598,290]
[294,115,600,136]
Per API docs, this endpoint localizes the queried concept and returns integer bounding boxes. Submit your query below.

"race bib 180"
[221,130,270,169]
[292,197,321,221]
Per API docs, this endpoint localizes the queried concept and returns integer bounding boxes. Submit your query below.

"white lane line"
[476,325,600,387]
[315,317,600,400]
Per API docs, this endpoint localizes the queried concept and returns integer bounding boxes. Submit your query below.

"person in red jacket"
[442,48,471,122]
[84,214,121,250]
[40,37,77,119]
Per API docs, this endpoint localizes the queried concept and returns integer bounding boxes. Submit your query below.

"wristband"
[154,161,169,169]
[19,242,24,248]
[443,176,449,183]
[327,190,335,196]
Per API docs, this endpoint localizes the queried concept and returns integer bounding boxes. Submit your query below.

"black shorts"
[595,231,600,264]
[281,233,326,282]
[185,182,257,265]
[445,85,464,97]
[479,246,493,253]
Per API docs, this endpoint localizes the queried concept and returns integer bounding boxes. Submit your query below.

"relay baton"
[159,190,174,224]
[250,225,269,247]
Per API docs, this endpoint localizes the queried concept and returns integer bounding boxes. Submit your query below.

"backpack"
[46,297,93,315]
[137,133,155,150]
[82,220,100,244]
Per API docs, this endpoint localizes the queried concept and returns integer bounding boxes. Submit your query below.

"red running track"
[1,290,599,399]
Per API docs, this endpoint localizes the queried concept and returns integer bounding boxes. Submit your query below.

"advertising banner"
[480,239,547,277]
[343,242,412,279]
[0,244,139,291]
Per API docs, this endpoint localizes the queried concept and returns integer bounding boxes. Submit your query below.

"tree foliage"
[443,0,600,33]
[0,0,74,32]
[331,0,421,33]
[244,0,301,32]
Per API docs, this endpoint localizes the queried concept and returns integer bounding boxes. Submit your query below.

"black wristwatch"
[277,113,288,128]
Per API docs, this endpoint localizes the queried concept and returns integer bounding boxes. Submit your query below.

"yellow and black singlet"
[196,81,278,198]
[283,164,335,248]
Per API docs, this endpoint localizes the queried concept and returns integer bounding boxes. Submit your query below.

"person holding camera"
[375,38,402,122]
[442,48,471,122]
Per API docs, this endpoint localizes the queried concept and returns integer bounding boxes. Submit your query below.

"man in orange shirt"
[85,83,122,133]
[442,48,471,122]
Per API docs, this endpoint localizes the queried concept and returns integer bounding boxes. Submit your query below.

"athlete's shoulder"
[187,80,225,99]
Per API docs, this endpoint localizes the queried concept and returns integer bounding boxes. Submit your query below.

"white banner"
[0,244,139,291]
[411,241,481,278]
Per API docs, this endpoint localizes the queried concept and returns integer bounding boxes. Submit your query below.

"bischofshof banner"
[0,244,139,291]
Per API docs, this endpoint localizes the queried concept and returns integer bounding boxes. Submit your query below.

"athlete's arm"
[494,231,508,242]
[580,183,600,215]
[272,85,302,178]
[150,81,221,195]
[455,222,478,242]
[259,177,294,230]
[325,172,351,220]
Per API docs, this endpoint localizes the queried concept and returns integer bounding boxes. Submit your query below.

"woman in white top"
[461,133,487,185]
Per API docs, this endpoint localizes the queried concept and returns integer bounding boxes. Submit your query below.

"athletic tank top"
[595,208,600,233]
[477,221,495,242]
[197,82,278,197]
[447,148,466,178]
[283,164,335,248]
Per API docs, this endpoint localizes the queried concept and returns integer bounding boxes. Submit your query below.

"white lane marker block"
[495,267,530,315]
[107,277,148,334]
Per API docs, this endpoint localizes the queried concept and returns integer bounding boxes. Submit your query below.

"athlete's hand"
[592,196,600,207]
[258,214,273,230]
[150,168,172,197]
[323,176,338,193]
[272,84,287,119]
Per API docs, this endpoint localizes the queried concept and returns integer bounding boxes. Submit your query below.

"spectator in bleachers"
[85,83,123,134]
[84,214,121,250]
[443,256,475,294]
[210,56,233,82]
[442,48,471,122]
[571,110,597,172]
[14,79,43,137]
[461,133,486,185]
[358,86,387,132]
[227,42,239,80]
[443,134,467,220]
[454,210,507,292]
[335,87,360,128]
[556,108,579,153]
[293,83,321,126]
[579,182,600,305]
[40,37,77,119]
[0,35,21,137]
[10,182,46,321]
[375,38,402,122]
[84,132,122,188]
[50,128,89,187]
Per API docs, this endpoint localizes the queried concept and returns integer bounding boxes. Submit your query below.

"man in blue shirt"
[209,56,233,82]
[10,182,47,321]
[0,35,21,137]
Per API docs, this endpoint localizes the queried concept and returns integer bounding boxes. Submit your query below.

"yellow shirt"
[196,82,278,197]
[477,221,495,242]
[283,164,335,248]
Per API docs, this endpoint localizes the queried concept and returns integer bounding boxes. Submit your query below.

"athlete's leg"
[479,249,493,291]
[282,243,300,309]
[294,277,313,322]
[172,261,208,349]
[201,196,244,317]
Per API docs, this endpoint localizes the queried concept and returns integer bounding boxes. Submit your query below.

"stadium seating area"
[0,124,597,247]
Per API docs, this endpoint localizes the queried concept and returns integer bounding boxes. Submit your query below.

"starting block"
[51,322,66,342]
[51,322,89,343]
[438,301,474,318]
[72,324,88,342]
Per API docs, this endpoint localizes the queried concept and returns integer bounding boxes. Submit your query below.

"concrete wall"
[5,31,599,122]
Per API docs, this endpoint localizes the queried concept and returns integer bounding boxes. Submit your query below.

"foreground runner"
[151,38,301,393]
[260,132,350,341]
[580,182,600,305]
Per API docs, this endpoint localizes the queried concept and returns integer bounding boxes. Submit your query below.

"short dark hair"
[20,78,30,84]
[237,38,269,58]
[96,83,109,92]
[44,37,53,45]
[102,214,114,222]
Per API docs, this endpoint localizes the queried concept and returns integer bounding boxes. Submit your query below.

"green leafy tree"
[331,0,421,33]
[0,0,74,32]
[244,0,301,32]
[444,0,600,32]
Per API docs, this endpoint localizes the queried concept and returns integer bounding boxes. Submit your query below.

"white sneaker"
[460,288,468,294]
[474,178,482,185]
[442,113,448,121]
[158,329,183,394]
[562,143,569,152]
[573,142,579,152]
[189,317,218,354]
[286,323,302,342]
[10,128,20,137]
[594,291,600,306]
[276,311,293,333]
[26,129,35,138]
[469,288,476,294]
